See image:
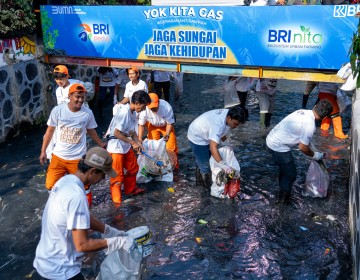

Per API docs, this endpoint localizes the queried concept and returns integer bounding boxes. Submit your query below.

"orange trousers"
[147,123,179,168]
[46,154,92,206]
[109,150,139,202]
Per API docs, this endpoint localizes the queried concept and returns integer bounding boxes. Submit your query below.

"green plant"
[41,7,59,50]
[349,18,360,88]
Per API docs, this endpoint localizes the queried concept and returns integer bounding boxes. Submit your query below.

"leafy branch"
[349,18,360,88]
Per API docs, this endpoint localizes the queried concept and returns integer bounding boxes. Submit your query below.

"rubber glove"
[102,224,128,238]
[105,236,135,255]
[217,160,233,174]
[313,152,326,161]
[113,95,118,105]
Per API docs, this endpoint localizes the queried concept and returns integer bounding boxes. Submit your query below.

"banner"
[41,5,360,70]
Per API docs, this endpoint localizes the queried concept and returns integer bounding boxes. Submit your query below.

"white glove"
[113,95,118,105]
[105,236,135,255]
[313,152,325,161]
[217,160,233,174]
[102,224,128,238]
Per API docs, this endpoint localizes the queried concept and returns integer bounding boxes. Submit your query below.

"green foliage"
[0,0,36,38]
[41,7,59,50]
[349,19,360,88]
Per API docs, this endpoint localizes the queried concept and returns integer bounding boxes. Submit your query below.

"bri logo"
[333,5,360,17]
[78,23,110,42]
[268,26,322,44]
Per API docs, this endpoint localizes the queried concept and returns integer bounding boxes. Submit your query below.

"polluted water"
[0,74,352,279]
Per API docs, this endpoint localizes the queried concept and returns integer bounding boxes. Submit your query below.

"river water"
[0,74,352,279]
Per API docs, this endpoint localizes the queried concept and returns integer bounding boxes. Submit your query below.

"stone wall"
[350,88,360,280]
[0,60,97,143]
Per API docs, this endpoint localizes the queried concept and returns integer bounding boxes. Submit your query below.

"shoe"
[276,190,291,205]
[131,187,145,195]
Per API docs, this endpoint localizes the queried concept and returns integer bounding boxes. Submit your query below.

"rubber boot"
[259,113,266,128]
[302,94,309,109]
[201,173,212,190]
[264,113,272,128]
[195,167,202,186]
[332,116,348,139]
[110,182,122,203]
[276,190,291,205]
[320,117,331,131]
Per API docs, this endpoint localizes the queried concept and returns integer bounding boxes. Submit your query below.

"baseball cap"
[147,93,159,109]
[84,147,117,177]
[69,83,87,95]
[126,66,140,75]
[53,65,69,75]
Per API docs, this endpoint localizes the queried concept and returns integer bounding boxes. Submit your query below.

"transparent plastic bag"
[303,160,329,198]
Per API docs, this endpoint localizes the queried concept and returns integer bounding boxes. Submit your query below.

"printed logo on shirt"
[60,126,83,144]
[75,211,86,216]
[215,109,224,115]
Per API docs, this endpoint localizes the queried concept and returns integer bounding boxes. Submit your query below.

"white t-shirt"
[55,79,84,105]
[266,109,316,152]
[318,82,338,95]
[154,71,171,82]
[138,100,175,127]
[34,174,90,279]
[48,104,97,160]
[107,104,137,154]
[99,68,118,87]
[187,109,230,146]
[116,69,130,88]
[124,80,148,102]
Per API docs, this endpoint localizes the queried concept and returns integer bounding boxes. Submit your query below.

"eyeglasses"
[53,73,67,80]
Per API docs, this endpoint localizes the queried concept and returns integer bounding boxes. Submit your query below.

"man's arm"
[138,124,145,143]
[299,142,314,157]
[120,97,130,104]
[163,123,173,141]
[72,228,108,253]
[39,126,56,165]
[209,140,222,162]
[114,128,141,151]
[87,128,106,148]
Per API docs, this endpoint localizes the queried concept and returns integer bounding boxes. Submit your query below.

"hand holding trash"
[113,95,118,105]
[105,236,135,255]
[102,224,128,238]
[217,160,234,174]
[313,152,326,161]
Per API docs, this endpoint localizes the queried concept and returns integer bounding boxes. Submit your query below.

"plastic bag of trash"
[173,72,183,101]
[223,77,240,108]
[209,146,241,198]
[336,89,352,113]
[96,247,141,280]
[136,139,175,183]
[303,160,329,198]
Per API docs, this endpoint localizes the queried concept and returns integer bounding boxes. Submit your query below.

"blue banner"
[40,5,360,70]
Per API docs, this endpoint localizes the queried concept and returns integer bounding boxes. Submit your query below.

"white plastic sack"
[337,62,352,79]
[223,78,240,108]
[209,146,240,198]
[303,160,329,198]
[336,89,352,112]
[235,77,252,92]
[83,82,95,102]
[136,139,173,183]
[96,248,141,280]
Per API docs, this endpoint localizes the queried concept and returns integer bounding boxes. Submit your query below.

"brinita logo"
[78,23,110,42]
[268,26,322,44]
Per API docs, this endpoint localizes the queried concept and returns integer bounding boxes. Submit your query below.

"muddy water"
[0,74,352,279]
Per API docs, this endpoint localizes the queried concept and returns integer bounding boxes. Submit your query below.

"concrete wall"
[350,88,360,280]
[0,60,97,143]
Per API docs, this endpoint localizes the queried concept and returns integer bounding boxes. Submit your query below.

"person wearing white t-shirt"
[107,90,151,203]
[153,70,171,102]
[266,99,333,205]
[138,93,179,168]
[187,107,245,189]
[120,67,148,105]
[34,147,136,280]
[114,68,130,104]
[39,84,106,205]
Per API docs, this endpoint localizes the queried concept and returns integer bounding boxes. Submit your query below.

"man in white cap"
[34,147,135,280]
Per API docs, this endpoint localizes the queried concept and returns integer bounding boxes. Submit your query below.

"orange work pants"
[147,123,179,168]
[110,150,139,198]
[45,154,92,206]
